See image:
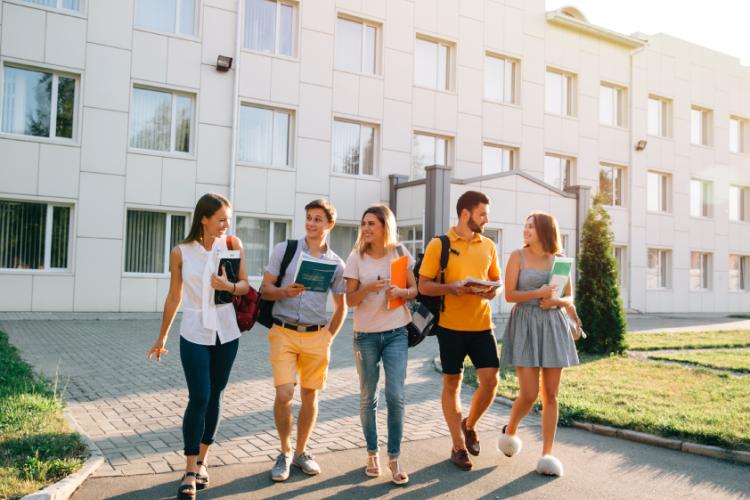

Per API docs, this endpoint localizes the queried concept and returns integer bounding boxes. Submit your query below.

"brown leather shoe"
[461,418,480,456]
[450,448,473,470]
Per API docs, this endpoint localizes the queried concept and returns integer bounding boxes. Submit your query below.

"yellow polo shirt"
[419,227,501,331]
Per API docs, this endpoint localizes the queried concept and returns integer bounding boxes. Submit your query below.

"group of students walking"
[148,190,581,498]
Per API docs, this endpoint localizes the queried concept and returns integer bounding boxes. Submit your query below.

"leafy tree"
[575,193,628,354]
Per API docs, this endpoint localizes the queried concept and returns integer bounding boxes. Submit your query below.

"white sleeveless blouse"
[178,236,241,345]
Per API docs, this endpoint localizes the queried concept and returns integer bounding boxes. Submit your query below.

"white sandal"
[388,458,409,485]
[365,454,380,477]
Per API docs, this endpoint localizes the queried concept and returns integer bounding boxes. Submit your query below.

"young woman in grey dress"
[497,211,579,477]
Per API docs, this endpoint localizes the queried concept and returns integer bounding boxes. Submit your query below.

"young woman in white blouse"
[148,193,249,498]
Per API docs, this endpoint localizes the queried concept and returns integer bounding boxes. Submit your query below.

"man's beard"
[468,219,484,234]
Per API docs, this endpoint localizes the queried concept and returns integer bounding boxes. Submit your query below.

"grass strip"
[626,330,750,351]
[0,331,86,500]
[649,349,750,373]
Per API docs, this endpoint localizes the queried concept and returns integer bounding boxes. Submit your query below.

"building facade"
[0,0,749,313]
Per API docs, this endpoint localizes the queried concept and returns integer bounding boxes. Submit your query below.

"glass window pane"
[333,120,361,175]
[2,66,52,137]
[482,145,502,175]
[730,118,740,153]
[26,0,58,7]
[600,85,613,125]
[278,3,294,56]
[544,155,563,189]
[0,201,46,270]
[599,167,613,205]
[130,88,172,151]
[272,111,290,166]
[174,95,192,153]
[329,225,358,260]
[361,125,375,175]
[614,167,623,205]
[135,0,177,33]
[245,0,276,52]
[50,206,70,269]
[62,0,80,10]
[648,98,659,136]
[435,137,446,166]
[438,44,448,90]
[730,186,740,221]
[236,217,270,276]
[55,76,75,139]
[412,134,435,179]
[729,255,740,291]
[648,172,659,211]
[178,0,196,35]
[415,39,438,88]
[690,180,702,217]
[239,105,273,163]
[335,18,362,72]
[272,221,287,246]
[125,211,166,273]
[691,108,702,144]
[363,25,377,74]
[504,59,514,103]
[484,56,502,102]
[545,71,562,114]
[170,215,186,248]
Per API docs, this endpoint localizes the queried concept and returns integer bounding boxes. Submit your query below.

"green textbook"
[292,252,338,293]
[548,256,573,299]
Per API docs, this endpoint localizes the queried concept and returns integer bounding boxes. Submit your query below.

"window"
[2,66,77,140]
[729,255,749,291]
[397,225,424,257]
[335,17,378,74]
[412,133,449,179]
[560,234,569,255]
[690,252,712,290]
[613,245,627,288]
[600,83,625,127]
[24,0,80,11]
[129,87,193,153]
[647,96,670,137]
[134,0,196,36]
[544,154,572,190]
[647,249,670,289]
[729,116,749,154]
[729,185,749,222]
[0,200,71,271]
[598,164,624,207]
[244,0,295,56]
[415,37,452,91]
[235,217,288,277]
[333,120,376,176]
[691,106,712,146]
[690,179,712,218]
[482,144,515,175]
[238,104,291,166]
[484,54,517,104]
[647,171,670,213]
[329,224,358,260]
[545,69,575,116]
[124,210,186,274]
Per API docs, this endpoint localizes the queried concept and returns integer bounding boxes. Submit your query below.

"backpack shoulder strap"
[276,239,298,286]
[438,235,450,284]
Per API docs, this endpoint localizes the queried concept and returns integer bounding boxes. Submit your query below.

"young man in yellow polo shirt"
[418,190,501,470]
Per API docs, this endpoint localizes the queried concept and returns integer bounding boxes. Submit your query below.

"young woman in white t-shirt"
[148,193,249,498]
[344,204,418,485]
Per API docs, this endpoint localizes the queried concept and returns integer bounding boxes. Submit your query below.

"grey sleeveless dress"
[500,250,579,368]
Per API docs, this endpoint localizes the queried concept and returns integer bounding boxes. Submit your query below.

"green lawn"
[626,330,750,351]
[0,331,86,500]
[649,349,750,373]
[464,354,750,451]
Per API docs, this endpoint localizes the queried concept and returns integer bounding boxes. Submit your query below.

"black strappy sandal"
[178,471,197,498]
[196,460,209,490]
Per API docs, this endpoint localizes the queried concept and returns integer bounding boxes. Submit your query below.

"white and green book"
[547,257,573,299]
[292,252,338,293]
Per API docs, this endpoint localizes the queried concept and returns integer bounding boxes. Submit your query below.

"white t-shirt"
[344,246,415,333]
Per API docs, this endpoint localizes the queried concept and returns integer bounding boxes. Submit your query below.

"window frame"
[646,248,671,290]
[1,63,81,142]
[689,251,712,291]
[690,105,713,146]
[613,245,627,289]
[0,198,74,274]
[729,254,750,292]
[599,82,626,127]
[123,208,189,277]
[481,143,517,175]
[484,52,519,105]
[414,36,454,92]
[647,95,671,138]
[237,101,294,168]
[243,0,298,57]
[411,131,452,179]
[543,153,574,191]
[647,171,671,213]
[329,223,360,260]
[690,178,713,218]
[598,163,625,207]
[397,224,424,257]
[729,185,750,222]
[331,117,378,177]
[133,0,199,38]
[234,215,291,278]
[545,68,576,117]
[128,84,196,156]
[335,15,380,75]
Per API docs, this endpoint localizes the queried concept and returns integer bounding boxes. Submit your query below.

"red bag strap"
[227,235,233,251]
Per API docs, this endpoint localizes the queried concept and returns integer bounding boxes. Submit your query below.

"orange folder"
[388,255,408,310]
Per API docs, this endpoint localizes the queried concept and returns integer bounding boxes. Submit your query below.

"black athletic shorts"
[435,326,500,375]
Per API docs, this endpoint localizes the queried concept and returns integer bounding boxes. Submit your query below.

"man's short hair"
[305,198,337,223]
[456,190,490,217]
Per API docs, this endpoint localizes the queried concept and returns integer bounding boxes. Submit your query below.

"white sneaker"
[271,453,292,482]
[536,455,564,477]
[496,425,523,457]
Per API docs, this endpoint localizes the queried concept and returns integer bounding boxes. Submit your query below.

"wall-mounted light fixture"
[216,55,233,72]
[635,139,648,151]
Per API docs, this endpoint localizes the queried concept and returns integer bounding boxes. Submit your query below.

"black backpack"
[413,235,451,333]
[257,239,298,329]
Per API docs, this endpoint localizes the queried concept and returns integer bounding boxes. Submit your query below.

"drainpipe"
[628,43,647,312]
[228,0,243,212]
